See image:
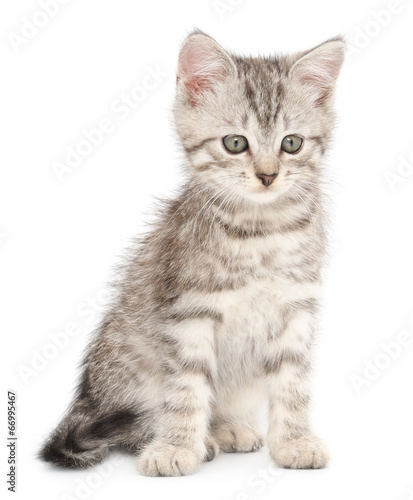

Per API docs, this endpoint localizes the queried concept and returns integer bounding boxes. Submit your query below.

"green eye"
[281,135,303,154]
[223,135,249,154]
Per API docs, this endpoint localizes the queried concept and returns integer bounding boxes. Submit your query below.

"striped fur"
[40,31,344,475]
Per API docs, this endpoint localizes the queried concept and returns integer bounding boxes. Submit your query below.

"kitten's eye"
[223,135,249,154]
[281,135,303,154]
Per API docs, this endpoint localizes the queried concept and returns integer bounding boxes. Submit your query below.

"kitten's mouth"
[248,182,277,193]
[257,185,275,193]
[243,185,281,204]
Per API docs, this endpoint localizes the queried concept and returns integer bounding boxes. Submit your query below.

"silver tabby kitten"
[41,31,345,476]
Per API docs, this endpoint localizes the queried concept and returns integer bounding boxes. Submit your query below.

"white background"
[1,0,413,499]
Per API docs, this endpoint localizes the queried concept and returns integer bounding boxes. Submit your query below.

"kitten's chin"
[242,187,283,205]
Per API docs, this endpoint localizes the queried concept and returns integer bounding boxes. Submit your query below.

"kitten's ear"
[177,32,237,105]
[289,38,345,105]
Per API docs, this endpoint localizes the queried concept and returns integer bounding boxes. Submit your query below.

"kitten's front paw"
[137,443,203,477]
[213,423,264,453]
[270,435,329,469]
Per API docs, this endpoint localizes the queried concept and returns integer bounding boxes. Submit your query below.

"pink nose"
[256,173,278,187]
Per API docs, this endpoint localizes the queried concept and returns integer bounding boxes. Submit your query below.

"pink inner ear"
[180,48,212,97]
[293,44,344,104]
[179,39,228,104]
[303,58,341,89]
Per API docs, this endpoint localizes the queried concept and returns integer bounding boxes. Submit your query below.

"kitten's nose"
[256,173,278,187]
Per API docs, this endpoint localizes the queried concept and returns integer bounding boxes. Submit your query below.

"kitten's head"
[173,31,345,206]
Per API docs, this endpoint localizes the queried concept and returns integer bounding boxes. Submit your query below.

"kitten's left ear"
[289,38,345,105]
[177,31,237,105]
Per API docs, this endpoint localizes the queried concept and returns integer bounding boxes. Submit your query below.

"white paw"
[137,443,203,477]
[271,435,329,469]
[213,424,264,453]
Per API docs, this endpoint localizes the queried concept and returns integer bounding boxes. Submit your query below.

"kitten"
[40,30,345,476]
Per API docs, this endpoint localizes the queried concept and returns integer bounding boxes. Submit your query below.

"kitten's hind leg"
[211,418,264,453]
[211,384,265,453]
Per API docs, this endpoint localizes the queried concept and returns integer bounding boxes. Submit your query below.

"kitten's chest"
[211,275,285,386]
[215,271,304,336]
[216,225,319,278]
[211,264,320,375]
[210,225,319,319]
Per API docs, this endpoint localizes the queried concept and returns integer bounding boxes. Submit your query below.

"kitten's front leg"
[137,318,216,477]
[266,308,329,469]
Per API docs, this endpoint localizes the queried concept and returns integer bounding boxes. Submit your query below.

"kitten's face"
[174,33,344,206]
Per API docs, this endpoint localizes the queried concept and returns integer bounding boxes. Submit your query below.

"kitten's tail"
[39,401,138,469]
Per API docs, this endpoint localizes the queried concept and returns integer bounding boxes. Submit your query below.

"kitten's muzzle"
[256,173,278,187]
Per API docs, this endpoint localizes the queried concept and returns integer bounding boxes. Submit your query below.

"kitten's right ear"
[177,32,236,105]
[289,38,345,106]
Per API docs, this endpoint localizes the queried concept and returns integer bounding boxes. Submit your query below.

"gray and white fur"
[40,30,345,476]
